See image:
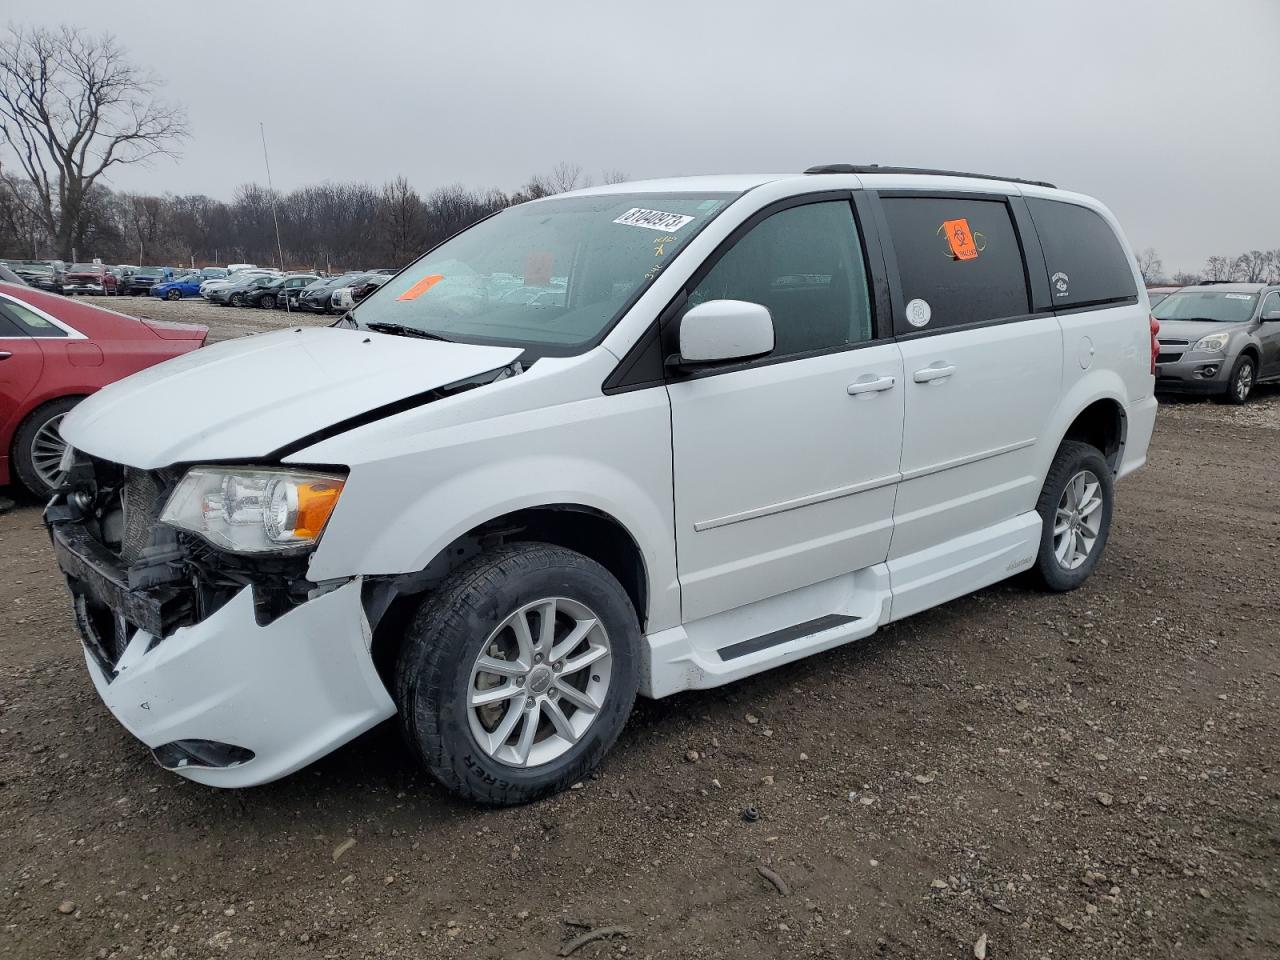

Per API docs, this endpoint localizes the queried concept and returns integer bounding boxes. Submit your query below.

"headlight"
[1191,332,1230,354]
[160,467,346,553]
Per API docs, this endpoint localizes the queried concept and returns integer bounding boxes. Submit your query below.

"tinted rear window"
[881,196,1030,332]
[1026,198,1136,308]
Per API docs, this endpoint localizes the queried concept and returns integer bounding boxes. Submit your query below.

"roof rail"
[803,163,1056,190]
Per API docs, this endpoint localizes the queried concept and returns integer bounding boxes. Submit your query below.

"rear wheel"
[12,397,80,497]
[1219,355,1255,405]
[1031,440,1114,592]
[229,292,245,307]
[259,294,277,309]
[166,289,182,301]
[395,543,640,806]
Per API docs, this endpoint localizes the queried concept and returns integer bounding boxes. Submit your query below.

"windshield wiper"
[363,321,454,343]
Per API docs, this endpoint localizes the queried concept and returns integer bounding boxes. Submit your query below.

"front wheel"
[228,293,244,307]
[1031,440,1114,592]
[395,543,640,806]
[259,294,277,309]
[1219,355,1255,405]
[166,289,182,301]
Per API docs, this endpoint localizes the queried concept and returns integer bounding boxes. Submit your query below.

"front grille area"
[48,452,319,673]
[1157,352,1183,364]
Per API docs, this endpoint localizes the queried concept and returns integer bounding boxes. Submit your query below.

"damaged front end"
[46,455,320,679]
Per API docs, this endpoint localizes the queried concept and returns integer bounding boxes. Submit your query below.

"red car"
[62,263,120,296]
[0,282,207,497]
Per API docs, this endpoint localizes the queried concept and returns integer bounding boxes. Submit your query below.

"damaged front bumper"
[79,576,396,787]
[48,511,396,788]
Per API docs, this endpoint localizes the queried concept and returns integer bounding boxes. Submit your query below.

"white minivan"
[47,166,1158,805]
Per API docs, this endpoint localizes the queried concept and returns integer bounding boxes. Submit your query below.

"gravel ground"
[1,300,1278,959]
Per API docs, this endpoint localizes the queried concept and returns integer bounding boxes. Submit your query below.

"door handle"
[847,375,896,396]
[913,363,956,383]
[0,351,11,361]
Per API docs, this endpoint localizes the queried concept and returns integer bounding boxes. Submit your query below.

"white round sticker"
[905,298,931,328]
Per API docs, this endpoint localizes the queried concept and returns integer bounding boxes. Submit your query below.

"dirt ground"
[1,299,1278,959]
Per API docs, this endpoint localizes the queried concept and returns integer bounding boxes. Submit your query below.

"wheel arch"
[365,502,650,684]
[1058,396,1127,473]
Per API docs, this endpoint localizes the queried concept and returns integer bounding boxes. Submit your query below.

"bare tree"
[1136,247,1163,285]
[1266,250,1280,285]
[1170,271,1200,287]
[0,24,187,260]
[1237,249,1270,283]
[601,168,629,185]
[376,175,427,266]
[548,161,588,194]
[1203,255,1238,281]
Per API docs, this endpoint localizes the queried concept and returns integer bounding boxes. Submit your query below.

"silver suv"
[1153,283,1280,403]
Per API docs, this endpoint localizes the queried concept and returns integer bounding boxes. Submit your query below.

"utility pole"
[259,122,286,273]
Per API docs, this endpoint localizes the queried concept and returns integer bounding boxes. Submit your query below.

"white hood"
[61,326,522,468]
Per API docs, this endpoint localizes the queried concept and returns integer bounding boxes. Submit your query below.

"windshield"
[201,268,228,278]
[69,263,100,272]
[350,191,735,352]
[1153,290,1258,323]
[137,267,165,276]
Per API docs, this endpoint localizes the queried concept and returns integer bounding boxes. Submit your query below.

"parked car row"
[202,267,397,312]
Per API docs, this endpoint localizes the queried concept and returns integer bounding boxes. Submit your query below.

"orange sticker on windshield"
[942,219,979,260]
[397,274,444,301]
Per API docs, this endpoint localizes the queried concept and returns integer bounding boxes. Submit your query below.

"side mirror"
[1261,310,1280,322]
[676,299,774,367]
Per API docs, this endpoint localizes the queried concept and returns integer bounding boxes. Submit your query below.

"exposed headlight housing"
[160,467,346,554]
[1191,332,1230,354]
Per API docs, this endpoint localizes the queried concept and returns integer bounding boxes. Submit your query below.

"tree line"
[1135,247,1280,288]
[0,163,615,271]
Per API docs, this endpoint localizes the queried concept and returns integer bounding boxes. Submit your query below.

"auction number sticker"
[613,208,695,232]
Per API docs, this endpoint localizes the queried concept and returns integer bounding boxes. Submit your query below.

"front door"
[1258,291,1280,377]
[667,197,905,623]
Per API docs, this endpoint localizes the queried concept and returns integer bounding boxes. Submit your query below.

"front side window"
[1026,198,1137,308]
[350,191,736,354]
[1153,290,1259,323]
[687,200,873,358]
[881,196,1029,332]
[1259,292,1280,320]
[2,300,68,338]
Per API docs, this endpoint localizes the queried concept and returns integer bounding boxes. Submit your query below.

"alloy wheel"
[1053,469,1103,570]
[1235,362,1254,402]
[29,412,69,491]
[466,597,612,768]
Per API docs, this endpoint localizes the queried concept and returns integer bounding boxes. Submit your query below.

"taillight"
[1149,315,1160,374]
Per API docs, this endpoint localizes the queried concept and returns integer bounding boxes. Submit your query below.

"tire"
[166,289,181,301]
[12,396,80,498]
[395,543,640,806]
[259,294,276,309]
[1031,440,1114,593]
[228,293,244,307]
[1218,355,1255,405]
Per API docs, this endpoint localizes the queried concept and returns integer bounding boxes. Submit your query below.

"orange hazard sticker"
[942,219,979,260]
[397,274,444,301]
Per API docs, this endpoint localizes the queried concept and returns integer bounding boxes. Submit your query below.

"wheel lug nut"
[534,654,543,664]
[516,676,524,686]
[524,698,534,710]
[553,661,562,672]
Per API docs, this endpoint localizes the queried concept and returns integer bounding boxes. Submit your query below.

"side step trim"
[717,613,858,662]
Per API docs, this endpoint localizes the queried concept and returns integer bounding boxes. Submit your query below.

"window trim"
[661,190,887,382]
[869,189,1039,340]
[0,292,85,340]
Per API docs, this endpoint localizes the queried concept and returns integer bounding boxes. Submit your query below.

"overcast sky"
[16,0,1280,273]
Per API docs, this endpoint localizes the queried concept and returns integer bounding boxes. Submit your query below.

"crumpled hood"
[1155,319,1247,342]
[61,326,522,468]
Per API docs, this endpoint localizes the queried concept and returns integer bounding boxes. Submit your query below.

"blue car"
[151,275,204,301]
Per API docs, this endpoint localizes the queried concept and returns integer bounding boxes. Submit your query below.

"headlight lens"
[1191,332,1230,354]
[160,467,346,553]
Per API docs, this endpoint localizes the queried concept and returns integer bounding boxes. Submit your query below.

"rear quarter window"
[1026,198,1136,308]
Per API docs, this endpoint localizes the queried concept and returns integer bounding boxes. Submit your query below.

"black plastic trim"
[1053,296,1141,315]
[718,613,857,661]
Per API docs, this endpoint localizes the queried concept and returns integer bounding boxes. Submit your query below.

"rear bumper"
[1118,394,1158,480]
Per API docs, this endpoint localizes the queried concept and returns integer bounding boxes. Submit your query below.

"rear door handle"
[847,375,896,396]
[0,351,11,361]
[913,363,956,383]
